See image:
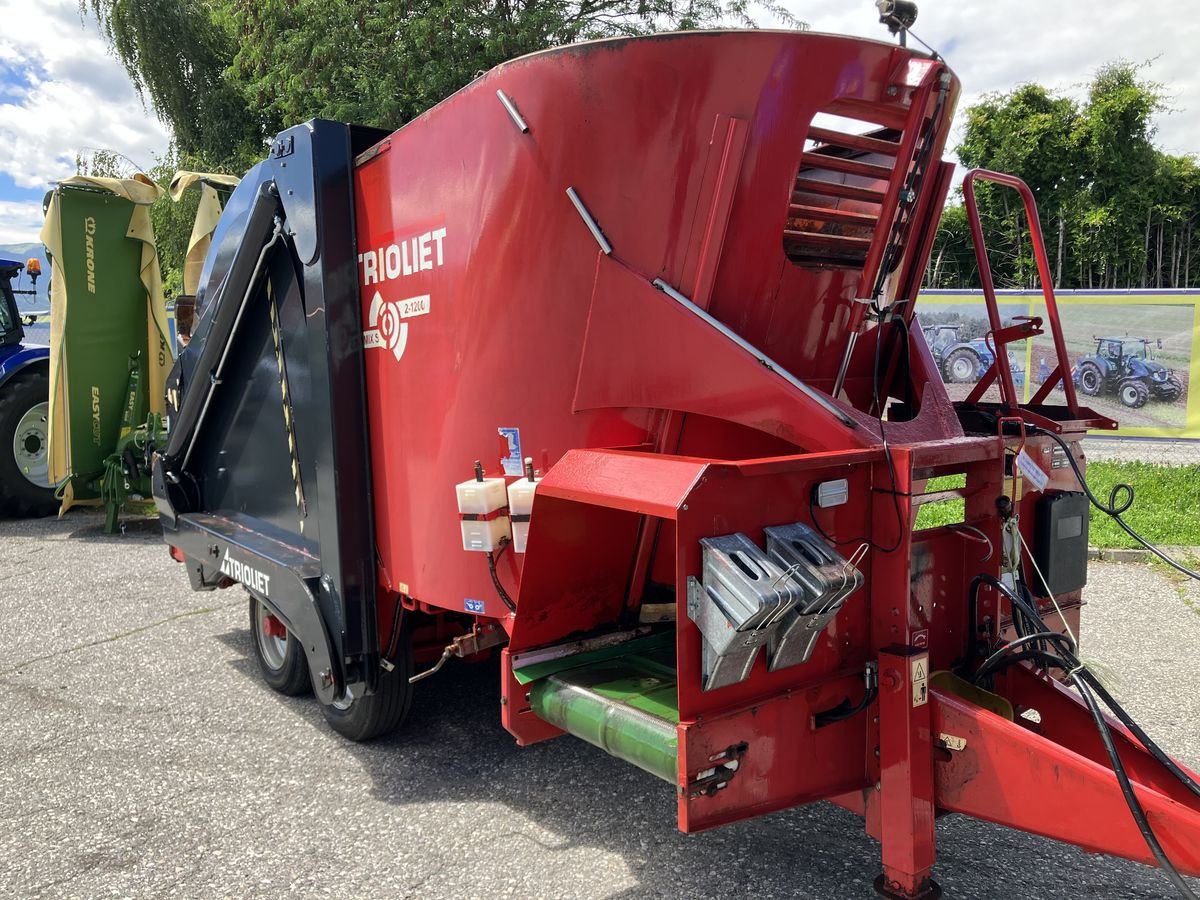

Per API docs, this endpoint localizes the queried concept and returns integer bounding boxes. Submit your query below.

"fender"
[0,344,49,388]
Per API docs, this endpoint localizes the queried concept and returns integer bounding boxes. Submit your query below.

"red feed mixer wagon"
[152,28,1200,899]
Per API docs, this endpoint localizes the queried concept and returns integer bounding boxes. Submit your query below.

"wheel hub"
[12,401,50,488]
[254,598,290,670]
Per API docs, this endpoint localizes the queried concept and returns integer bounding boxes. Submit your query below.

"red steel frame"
[349,32,1200,896]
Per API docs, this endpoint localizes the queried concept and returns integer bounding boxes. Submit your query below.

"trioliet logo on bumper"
[219,549,271,597]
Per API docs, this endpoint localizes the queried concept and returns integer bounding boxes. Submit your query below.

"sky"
[0,0,1196,245]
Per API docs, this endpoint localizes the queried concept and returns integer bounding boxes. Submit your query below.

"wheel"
[1077,362,1104,397]
[1118,379,1149,409]
[249,593,312,696]
[319,620,414,742]
[944,348,980,383]
[1158,374,1184,402]
[0,368,57,517]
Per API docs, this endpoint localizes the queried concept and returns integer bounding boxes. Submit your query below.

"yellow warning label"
[912,655,929,707]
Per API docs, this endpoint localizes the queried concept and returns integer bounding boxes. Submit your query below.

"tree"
[957,83,1082,288]
[87,0,802,290]
[83,0,265,162]
[220,0,800,135]
[929,62,1197,292]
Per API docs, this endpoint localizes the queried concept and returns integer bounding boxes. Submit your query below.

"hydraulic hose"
[1028,425,1200,581]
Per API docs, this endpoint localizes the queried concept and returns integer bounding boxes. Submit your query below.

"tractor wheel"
[1159,374,1185,402]
[944,348,980,384]
[1118,379,1149,409]
[319,619,414,742]
[1078,362,1104,397]
[0,369,58,518]
[249,594,312,696]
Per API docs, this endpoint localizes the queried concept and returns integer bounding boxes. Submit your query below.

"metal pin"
[566,187,612,255]
[496,90,529,133]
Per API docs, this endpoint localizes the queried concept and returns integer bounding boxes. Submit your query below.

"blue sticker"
[464,598,486,614]
[498,426,523,477]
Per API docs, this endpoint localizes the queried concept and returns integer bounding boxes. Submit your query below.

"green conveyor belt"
[526,638,680,784]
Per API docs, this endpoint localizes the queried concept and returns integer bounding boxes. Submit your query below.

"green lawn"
[914,463,1200,548]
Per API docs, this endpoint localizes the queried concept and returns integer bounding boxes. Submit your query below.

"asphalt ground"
[1,510,1198,900]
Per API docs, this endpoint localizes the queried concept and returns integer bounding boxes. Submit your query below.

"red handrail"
[961,169,1082,416]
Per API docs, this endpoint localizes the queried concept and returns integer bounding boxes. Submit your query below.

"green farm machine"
[0,172,237,530]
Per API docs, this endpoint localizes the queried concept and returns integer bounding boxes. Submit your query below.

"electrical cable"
[815,665,878,728]
[968,570,1200,895]
[1027,424,1200,581]
[486,539,517,613]
[1072,675,1199,900]
[970,630,1075,685]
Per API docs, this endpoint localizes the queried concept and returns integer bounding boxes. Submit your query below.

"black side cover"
[154,120,390,704]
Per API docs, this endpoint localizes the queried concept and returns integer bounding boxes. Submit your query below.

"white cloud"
[0,199,48,243]
[0,0,170,240]
[781,1,1200,160]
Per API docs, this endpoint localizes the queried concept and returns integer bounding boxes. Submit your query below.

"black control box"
[1031,491,1089,597]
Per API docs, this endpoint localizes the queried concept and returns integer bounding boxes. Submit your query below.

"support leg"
[875,647,939,899]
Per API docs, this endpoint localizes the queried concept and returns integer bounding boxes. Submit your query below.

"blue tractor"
[1076,336,1183,409]
[922,322,1024,386]
[0,257,56,516]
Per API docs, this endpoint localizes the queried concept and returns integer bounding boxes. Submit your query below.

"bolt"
[319,669,333,686]
[882,669,902,692]
[500,696,508,706]
[886,85,898,97]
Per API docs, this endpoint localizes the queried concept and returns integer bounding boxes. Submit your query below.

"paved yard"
[1,511,1197,899]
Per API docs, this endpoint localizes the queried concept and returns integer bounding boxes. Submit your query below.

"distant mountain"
[0,242,50,309]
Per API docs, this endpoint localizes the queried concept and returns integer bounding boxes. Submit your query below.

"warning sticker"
[498,427,523,477]
[1015,448,1049,493]
[912,655,929,708]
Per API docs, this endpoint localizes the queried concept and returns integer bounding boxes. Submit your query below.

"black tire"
[1118,379,1149,409]
[319,621,414,742]
[943,348,980,384]
[1078,362,1104,397]
[1158,374,1184,402]
[248,594,312,696]
[0,368,57,518]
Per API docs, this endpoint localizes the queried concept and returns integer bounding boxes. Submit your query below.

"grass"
[913,462,1200,549]
[1086,461,1200,548]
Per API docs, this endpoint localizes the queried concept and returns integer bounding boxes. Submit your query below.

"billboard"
[917,291,1200,438]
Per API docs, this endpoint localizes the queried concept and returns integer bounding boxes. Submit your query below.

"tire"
[319,620,414,742]
[1158,374,1184,402]
[1077,362,1104,397]
[0,368,57,518]
[249,594,312,696]
[944,348,980,384]
[1118,379,1149,409]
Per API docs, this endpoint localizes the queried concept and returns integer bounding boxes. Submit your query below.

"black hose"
[1078,670,1200,801]
[969,570,1200,895]
[1029,425,1200,581]
[815,667,879,728]
[1072,675,1198,900]
[486,541,517,613]
[971,631,1075,684]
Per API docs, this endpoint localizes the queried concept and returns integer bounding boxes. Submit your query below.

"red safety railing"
[961,169,1106,429]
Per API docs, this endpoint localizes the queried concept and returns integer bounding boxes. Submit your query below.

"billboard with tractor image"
[918,291,1199,438]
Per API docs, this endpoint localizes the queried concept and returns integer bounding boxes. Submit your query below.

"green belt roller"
[525,637,679,784]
